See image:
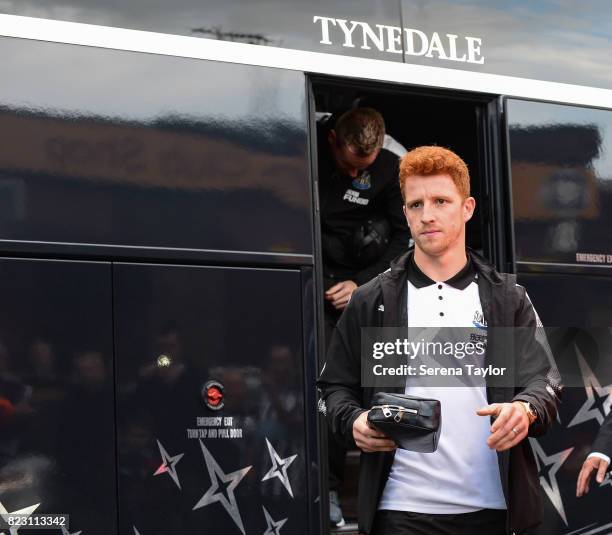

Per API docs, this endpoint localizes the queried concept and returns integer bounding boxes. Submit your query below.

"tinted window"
[508,99,612,266]
[0,37,312,255]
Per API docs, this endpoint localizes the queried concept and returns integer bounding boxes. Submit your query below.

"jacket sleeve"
[353,158,411,286]
[316,291,367,449]
[592,412,612,459]
[511,285,563,437]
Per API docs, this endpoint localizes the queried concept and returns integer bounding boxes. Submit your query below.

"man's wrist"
[514,401,537,426]
[587,452,611,466]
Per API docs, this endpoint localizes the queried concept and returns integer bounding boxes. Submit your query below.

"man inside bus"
[318,107,410,336]
[318,146,562,535]
[317,107,410,527]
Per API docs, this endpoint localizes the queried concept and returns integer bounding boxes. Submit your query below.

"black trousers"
[372,509,507,535]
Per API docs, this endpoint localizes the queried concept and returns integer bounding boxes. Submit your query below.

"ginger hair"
[399,146,470,199]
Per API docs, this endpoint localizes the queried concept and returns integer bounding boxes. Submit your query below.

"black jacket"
[317,248,562,535]
[593,412,612,459]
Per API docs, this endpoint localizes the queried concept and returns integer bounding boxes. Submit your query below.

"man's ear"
[463,196,476,222]
[328,129,337,146]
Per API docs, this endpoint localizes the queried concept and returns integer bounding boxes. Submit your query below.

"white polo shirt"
[378,255,507,514]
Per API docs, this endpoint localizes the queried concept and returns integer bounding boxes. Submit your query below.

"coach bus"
[0,2,611,534]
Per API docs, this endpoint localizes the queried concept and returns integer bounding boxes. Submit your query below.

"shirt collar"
[407,253,476,290]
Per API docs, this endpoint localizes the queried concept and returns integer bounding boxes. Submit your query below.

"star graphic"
[261,438,298,498]
[193,440,252,535]
[0,501,40,535]
[530,438,573,525]
[262,506,287,535]
[568,346,612,428]
[538,458,556,488]
[599,471,612,489]
[133,527,141,535]
[61,527,82,535]
[588,388,609,416]
[153,439,184,490]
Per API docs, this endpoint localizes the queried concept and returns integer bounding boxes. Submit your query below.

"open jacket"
[317,248,562,535]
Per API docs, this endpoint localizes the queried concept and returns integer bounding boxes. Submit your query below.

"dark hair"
[334,107,385,156]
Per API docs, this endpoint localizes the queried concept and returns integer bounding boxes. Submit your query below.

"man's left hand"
[325,280,357,310]
[476,402,530,452]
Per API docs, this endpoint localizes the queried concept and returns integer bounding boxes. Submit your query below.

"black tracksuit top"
[318,248,563,535]
[317,123,411,286]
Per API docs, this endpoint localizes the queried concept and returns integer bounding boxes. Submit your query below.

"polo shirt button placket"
[438,284,444,317]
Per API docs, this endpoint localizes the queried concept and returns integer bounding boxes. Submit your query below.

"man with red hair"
[318,146,561,535]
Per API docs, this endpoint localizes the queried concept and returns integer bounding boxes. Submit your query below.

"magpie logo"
[351,170,372,190]
[472,310,487,330]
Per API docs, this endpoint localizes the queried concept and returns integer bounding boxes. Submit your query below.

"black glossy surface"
[2,1,612,88]
[518,273,612,535]
[0,258,115,535]
[0,37,312,257]
[508,99,612,266]
[114,263,308,534]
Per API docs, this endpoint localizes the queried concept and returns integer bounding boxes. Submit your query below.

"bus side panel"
[113,263,309,534]
[517,272,612,535]
[507,98,612,534]
[0,258,116,535]
[0,36,312,258]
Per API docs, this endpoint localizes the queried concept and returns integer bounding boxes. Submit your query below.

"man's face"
[402,173,475,257]
[328,130,379,178]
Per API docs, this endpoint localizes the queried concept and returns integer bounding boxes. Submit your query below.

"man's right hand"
[353,411,397,453]
[577,455,610,497]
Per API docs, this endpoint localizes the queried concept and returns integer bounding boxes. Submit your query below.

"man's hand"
[353,411,397,453]
[325,280,357,310]
[577,455,610,497]
[476,402,530,452]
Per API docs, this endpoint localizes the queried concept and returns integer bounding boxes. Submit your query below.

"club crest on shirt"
[472,310,487,330]
[351,170,372,190]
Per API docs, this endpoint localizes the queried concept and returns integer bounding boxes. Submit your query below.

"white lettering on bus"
[312,16,485,65]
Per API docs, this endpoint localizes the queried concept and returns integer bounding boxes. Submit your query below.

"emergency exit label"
[576,252,612,264]
[187,416,243,439]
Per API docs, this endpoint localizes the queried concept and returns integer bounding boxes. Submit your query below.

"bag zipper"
[371,404,418,420]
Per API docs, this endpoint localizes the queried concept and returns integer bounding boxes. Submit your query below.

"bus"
[0,2,611,534]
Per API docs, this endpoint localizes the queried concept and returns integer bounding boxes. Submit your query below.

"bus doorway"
[309,77,507,533]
